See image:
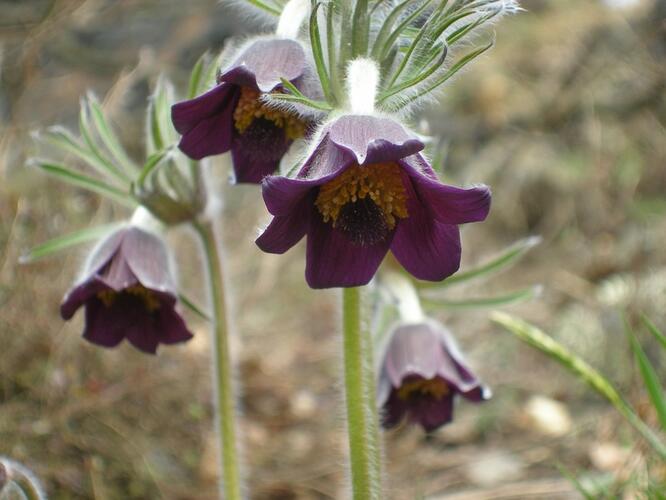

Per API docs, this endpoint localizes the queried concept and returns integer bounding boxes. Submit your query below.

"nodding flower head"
[256,114,491,288]
[60,225,193,354]
[377,321,490,432]
[171,38,317,183]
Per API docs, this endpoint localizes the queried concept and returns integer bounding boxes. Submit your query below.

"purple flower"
[377,321,490,432]
[171,38,313,183]
[256,114,491,288]
[60,226,193,354]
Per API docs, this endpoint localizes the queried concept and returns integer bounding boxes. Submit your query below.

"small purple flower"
[256,114,491,288]
[377,321,490,432]
[171,38,313,183]
[61,226,193,354]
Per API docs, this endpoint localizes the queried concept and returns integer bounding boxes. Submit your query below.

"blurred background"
[1,0,665,498]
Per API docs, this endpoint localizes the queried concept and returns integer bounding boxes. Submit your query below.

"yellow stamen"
[97,285,161,312]
[315,162,408,229]
[398,378,450,401]
[233,87,306,140]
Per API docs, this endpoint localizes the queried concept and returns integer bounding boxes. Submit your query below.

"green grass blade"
[418,236,541,289]
[555,464,596,500]
[244,0,281,16]
[178,293,211,322]
[423,286,540,310]
[187,52,208,99]
[641,314,666,351]
[628,327,666,430]
[492,311,666,461]
[19,223,122,264]
[309,2,334,103]
[31,160,136,207]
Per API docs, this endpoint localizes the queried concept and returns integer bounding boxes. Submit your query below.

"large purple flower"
[256,114,491,288]
[171,38,313,183]
[60,226,193,354]
[377,321,490,432]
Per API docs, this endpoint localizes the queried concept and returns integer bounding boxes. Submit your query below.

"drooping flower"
[256,114,491,288]
[171,38,315,183]
[377,321,490,432]
[60,224,193,354]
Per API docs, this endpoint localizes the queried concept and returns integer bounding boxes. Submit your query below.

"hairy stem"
[194,220,243,500]
[343,287,382,499]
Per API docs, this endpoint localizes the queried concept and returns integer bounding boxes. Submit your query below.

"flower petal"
[230,121,290,183]
[438,328,491,402]
[226,39,306,92]
[156,306,194,345]
[121,228,176,295]
[382,390,409,429]
[329,115,424,165]
[404,161,491,224]
[390,180,462,282]
[305,212,392,288]
[412,394,454,432]
[60,278,108,320]
[82,298,127,348]
[256,197,312,254]
[172,84,238,160]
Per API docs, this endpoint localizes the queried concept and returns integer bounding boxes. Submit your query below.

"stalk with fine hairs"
[193,218,243,500]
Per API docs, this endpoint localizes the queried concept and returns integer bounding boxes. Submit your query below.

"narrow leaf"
[244,0,281,15]
[641,314,666,351]
[628,328,666,430]
[20,223,122,263]
[423,286,541,310]
[309,2,334,103]
[418,236,542,288]
[187,52,208,99]
[179,293,211,322]
[31,160,136,207]
[492,311,666,461]
[371,0,422,59]
[379,0,434,61]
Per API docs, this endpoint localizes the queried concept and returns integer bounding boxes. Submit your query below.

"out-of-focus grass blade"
[31,160,136,208]
[178,293,211,322]
[309,2,333,103]
[19,223,122,264]
[244,0,281,16]
[492,311,666,461]
[418,236,541,289]
[187,52,208,99]
[87,93,138,174]
[628,325,666,430]
[423,286,540,310]
[555,464,596,500]
[146,77,177,156]
[642,314,666,351]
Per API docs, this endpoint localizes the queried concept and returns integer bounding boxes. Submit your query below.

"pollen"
[98,285,161,312]
[398,378,450,401]
[315,162,408,230]
[233,87,306,140]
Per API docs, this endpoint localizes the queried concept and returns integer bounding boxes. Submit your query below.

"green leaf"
[351,0,369,57]
[39,126,129,185]
[19,223,122,263]
[555,464,596,500]
[309,2,334,103]
[244,0,281,16]
[179,293,211,322]
[87,93,138,174]
[371,0,426,60]
[378,0,434,62]
[136,150,170,188]
[187,52,208,99]
[628,326,666,430]
[271,81,333,111]
[423,286,541,310]
[492,311,666,461]
[418,236,541,289]
[641,314,666,351]
[31,160,136,207]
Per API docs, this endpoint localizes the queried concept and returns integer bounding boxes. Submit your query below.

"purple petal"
[124,313,159,354]
[61,278,109,320]
[438,328,490,402]
[296,132,354,179]
[328,115,424,165]
[413,394,454,432]
[156,306,194,345]
[382,390,409,429]
[82,228,126,275]
[403,161,491,224]
[256,196,312,254]
[230,121,290,183]
[390,179,462,282]
[82,298,127,348]
[172,84,238,160]
[225,39,306,92]
[121,228,175,294]
[305,213,392,288]
[383,323,449,388]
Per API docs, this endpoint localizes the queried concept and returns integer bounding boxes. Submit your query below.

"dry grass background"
[1,0,665,498]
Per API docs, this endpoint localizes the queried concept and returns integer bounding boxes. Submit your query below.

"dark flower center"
[98,285,161,312]
[315,163,409,245]
[398,377,449,402]
[233,86,306,140]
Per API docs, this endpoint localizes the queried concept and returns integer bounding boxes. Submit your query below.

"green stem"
[342,287,382,499]
[193,220,243,500]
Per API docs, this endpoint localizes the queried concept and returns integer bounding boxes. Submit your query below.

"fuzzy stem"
[342,287,382,499]
[193,219,243,500]
[276,0,310,39]
[346,58,380,114]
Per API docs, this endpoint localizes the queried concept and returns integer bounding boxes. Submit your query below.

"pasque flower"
[377,321,490,432]
[171,38,315,183]
[256,113,491,288]
[60,215,193,354]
